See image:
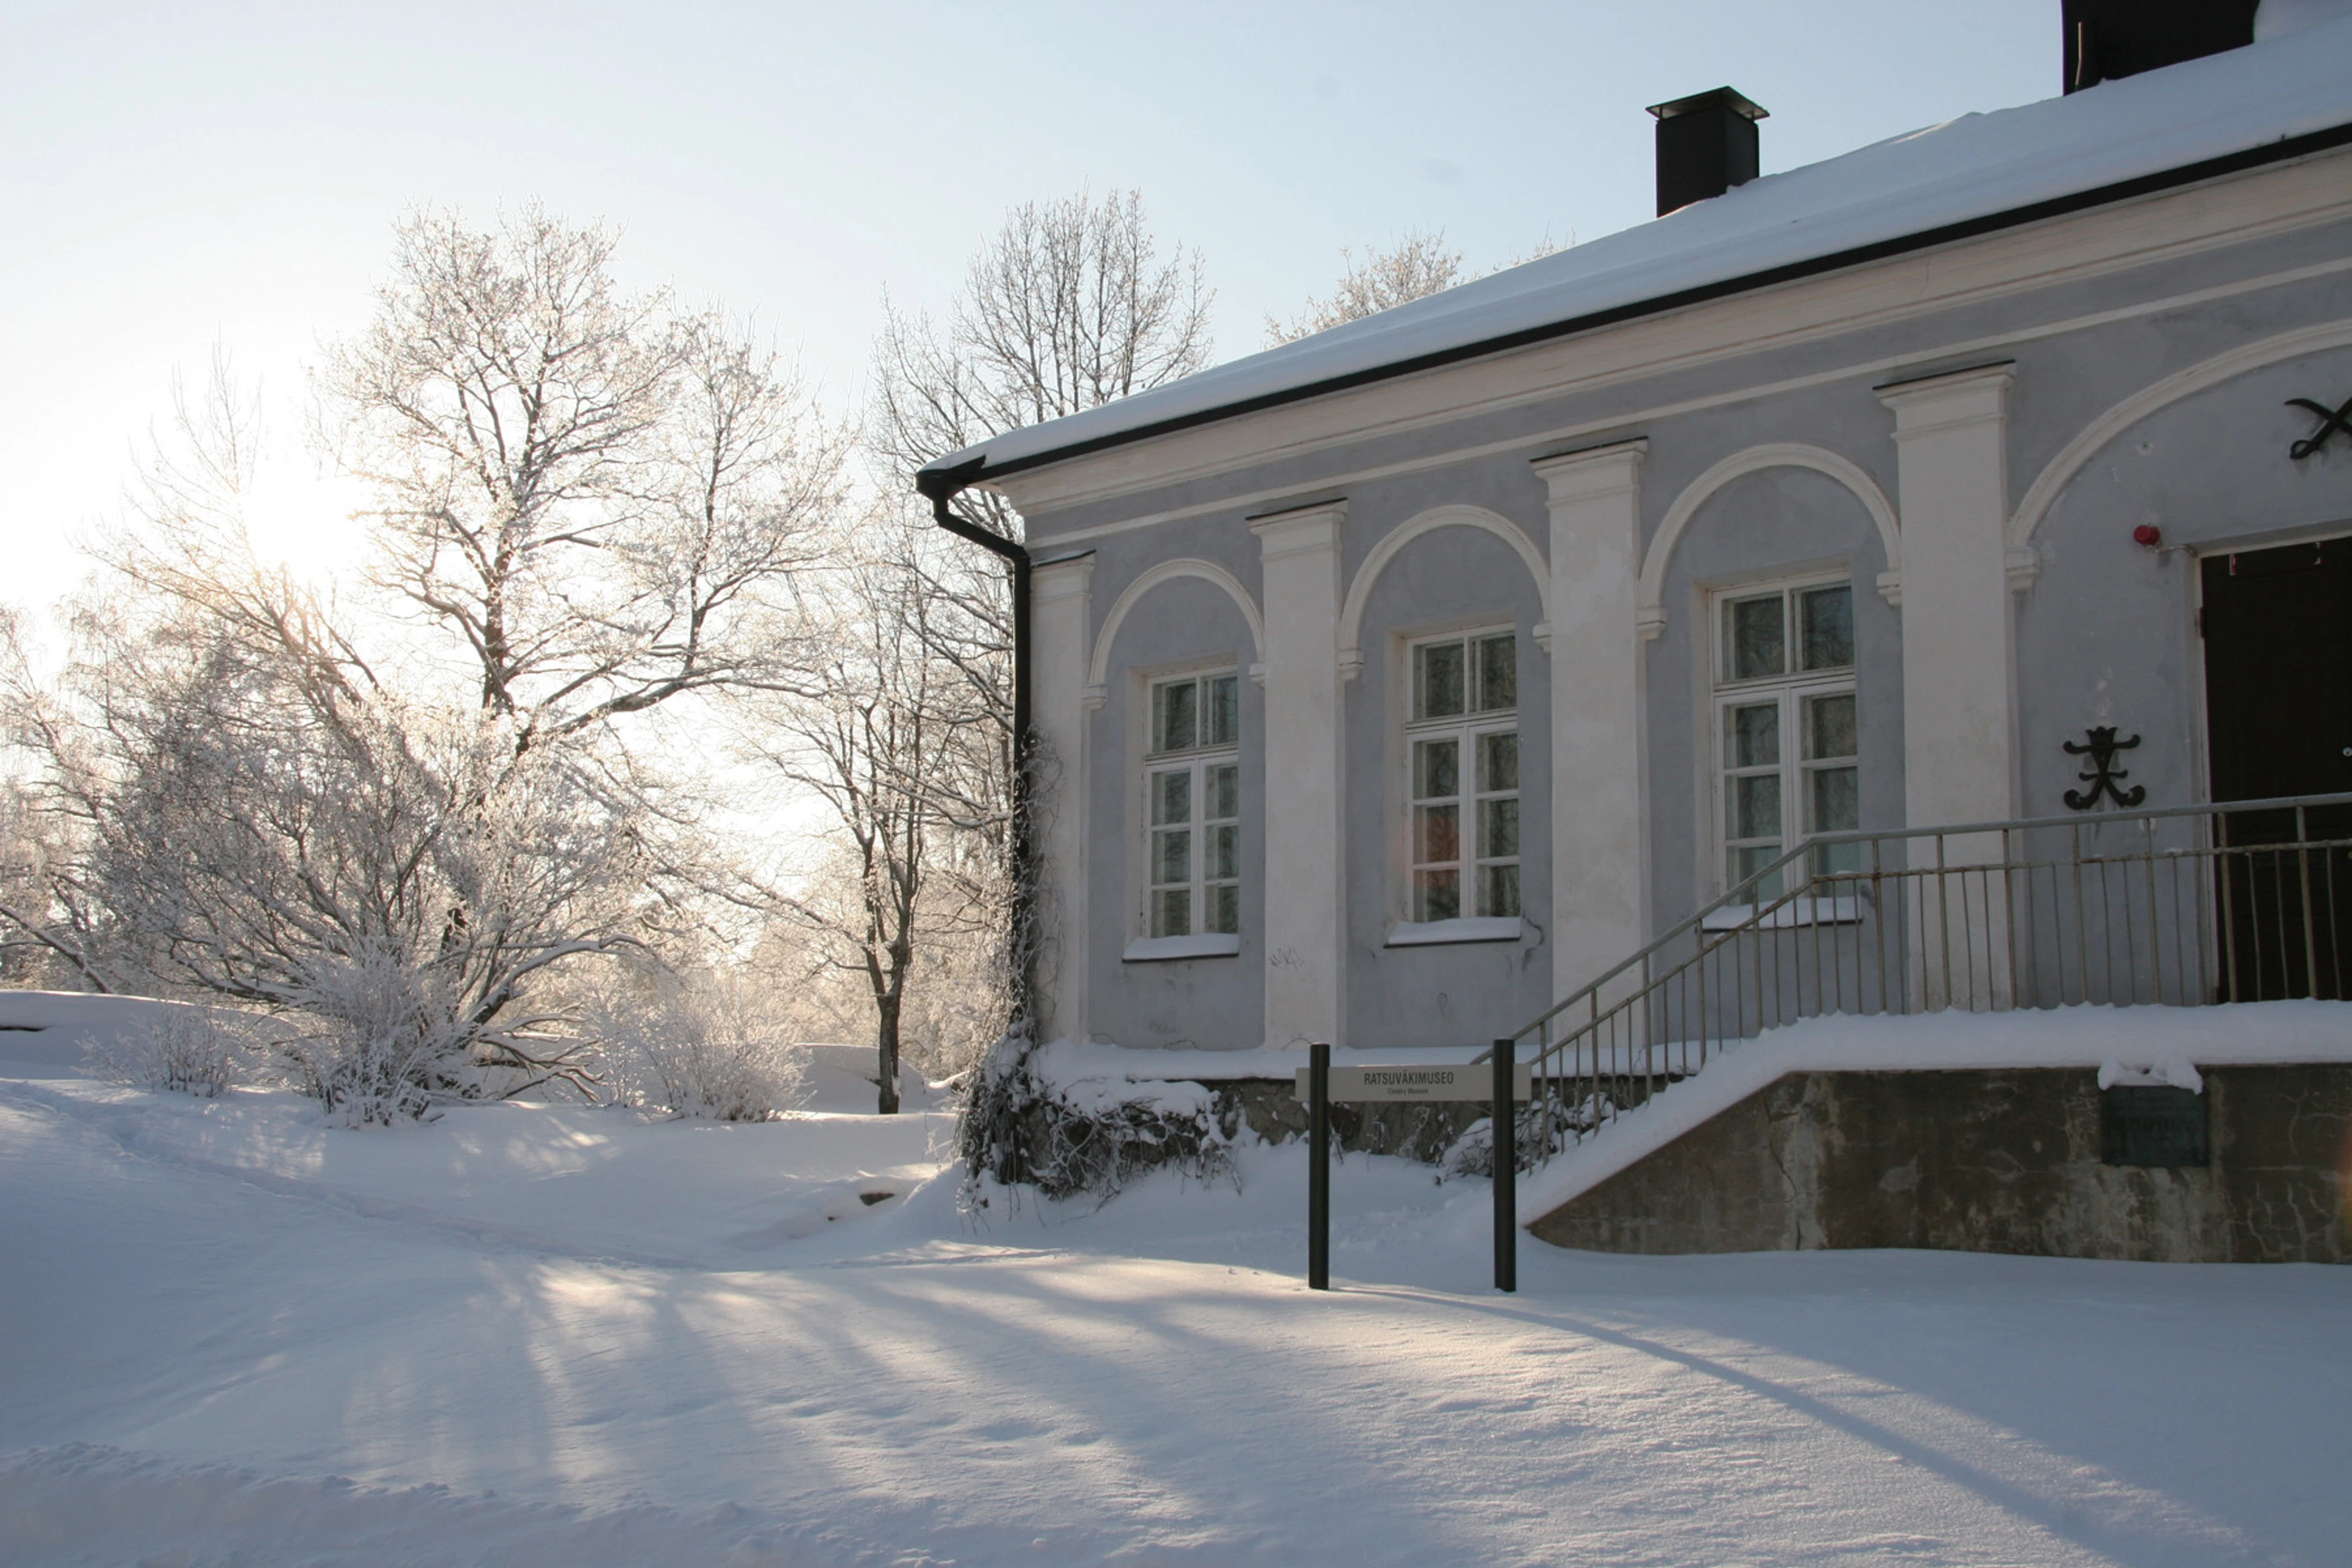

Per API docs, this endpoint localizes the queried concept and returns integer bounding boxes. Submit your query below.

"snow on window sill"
[1385,916,1525,948]
[1123,933,1243,962]
[1700,895,1861,932]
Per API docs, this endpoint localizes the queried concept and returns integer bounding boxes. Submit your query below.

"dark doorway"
[2201,537,2352,999]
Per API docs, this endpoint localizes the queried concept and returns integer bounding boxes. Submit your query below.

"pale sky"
[2,1,2052,614]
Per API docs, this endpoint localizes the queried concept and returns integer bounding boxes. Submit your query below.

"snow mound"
[0,989,248,1077]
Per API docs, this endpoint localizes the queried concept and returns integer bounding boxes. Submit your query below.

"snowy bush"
[584,968,805,1121]
[957,1035,1237,1205]
[1441,1090,1614,1180]
[86,1008,261,1098]
[956,1030,1042,1194]
[1031,1081,1237,1203]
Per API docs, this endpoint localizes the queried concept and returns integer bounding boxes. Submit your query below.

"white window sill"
[1700,895,1861,932]
[1123,933,1243,962]
[1385,916,1524,948]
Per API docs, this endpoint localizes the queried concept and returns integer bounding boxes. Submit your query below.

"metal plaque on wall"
[2100,1085,2209,1167]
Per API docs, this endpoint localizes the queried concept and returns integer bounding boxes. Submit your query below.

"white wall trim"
[1336,504,1551,679]
[1532,441,1649,1005]
[1638,443,1903,639]
[1028,552,1096,1050]
[1012,258,2352,557]
[1250,503,1347,1047]
[2007,317,2352,570]
[1085,558,1265,708]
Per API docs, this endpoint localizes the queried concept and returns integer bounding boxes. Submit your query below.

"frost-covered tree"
[857,190,1213,1152]
[864,189,1213,1103]
[323,208,843,750]
[737,535,1004,1112]
[0,714,89,991]
[1265,229,1467,345]
[872,189,1213,527]
[1265,228,1568,347]
[0,204,852,1121]
[5,535,648,1120]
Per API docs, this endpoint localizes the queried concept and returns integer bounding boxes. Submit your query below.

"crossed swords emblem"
[2288,393,2352,461]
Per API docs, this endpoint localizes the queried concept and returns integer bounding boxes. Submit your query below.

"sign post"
[1295,1047,1534,1293]
[1307,1041,1330,1291]
[1492,1039,1517,1293]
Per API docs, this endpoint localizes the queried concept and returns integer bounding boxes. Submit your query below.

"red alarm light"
[2133,524,2163,548]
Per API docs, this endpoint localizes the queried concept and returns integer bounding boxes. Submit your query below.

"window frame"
[1399,625,1523,933]
[1136,667,1242,951]
[1708,576,1859,902]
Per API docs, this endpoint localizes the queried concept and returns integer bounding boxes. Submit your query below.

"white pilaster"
[1877,365,2018,830]
[1531,440,1649,1003]
[1249,501,1346,1048]
[1879,364,2017,1007]
[1030,552,1094,1045]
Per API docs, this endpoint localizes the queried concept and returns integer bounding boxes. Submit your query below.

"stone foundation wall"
[1529,1065,2352,1262]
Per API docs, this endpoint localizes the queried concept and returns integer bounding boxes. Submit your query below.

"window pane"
[1152,769,1191,826]
[1480,863,1521,919]
[1811,839,1863,881]
[1153,680,1197,752]
[1154,827,1191,887]
[1206,763,1238,821]
[1479,731,1518,793]
[1209,823,1239,881]
[1153,888,1191,938]
[1480,796,1519,859]
[1207,674,1239,747]
[1725,595,1785,681]
[1414,737,1458,801]
[1416,640,1465,719]
[1804,692,1856,761]
[1476,634,1515,712]
[1415,803,1460,864]
[1809,764,1859,834]
[1800,585,1855,671]
[1732,773,1781,842]
[1725,703,1779,769]
[1206,883,1239,935]
[1732,845,1783,899]
[1415,869,1461,923]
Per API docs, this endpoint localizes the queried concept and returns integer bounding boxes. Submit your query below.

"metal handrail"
[1505,791,2352,1163]
[1509,790,2352,1043]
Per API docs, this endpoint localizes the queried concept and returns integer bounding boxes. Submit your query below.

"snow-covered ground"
[4,1005,2350,1566]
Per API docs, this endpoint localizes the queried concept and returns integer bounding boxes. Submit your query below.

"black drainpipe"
[915,458,1035,1028]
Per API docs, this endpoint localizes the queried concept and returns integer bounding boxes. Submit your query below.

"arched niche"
[1086,559,1265,707]
[1640,443,1901,637]
[1337,505,1551,678]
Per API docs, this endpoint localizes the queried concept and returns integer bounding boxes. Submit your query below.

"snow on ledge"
[1030,1036,1539,1092]
[1386,916,1524,947]
[1122,933,1243,962]
[1516,1000,2352,1224]
[1700,896,1858,932]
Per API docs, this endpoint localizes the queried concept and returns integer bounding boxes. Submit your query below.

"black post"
[1493,1038,1518,1293]
[1308,1041,1330,1291]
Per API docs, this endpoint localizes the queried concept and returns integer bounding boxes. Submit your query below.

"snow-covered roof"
[925,18,2352,488]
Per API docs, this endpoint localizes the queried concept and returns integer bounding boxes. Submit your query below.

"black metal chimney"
[1646,88,1768,217]
[2062,0,2258,92]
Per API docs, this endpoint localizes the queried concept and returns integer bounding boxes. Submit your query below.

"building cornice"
[994,144,2352,526]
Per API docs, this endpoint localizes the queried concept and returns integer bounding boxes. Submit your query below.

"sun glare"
[237,453,369,591]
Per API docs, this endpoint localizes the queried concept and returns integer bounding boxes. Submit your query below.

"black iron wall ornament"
[2064,726,2147,810]
[2287,392,2352,460]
